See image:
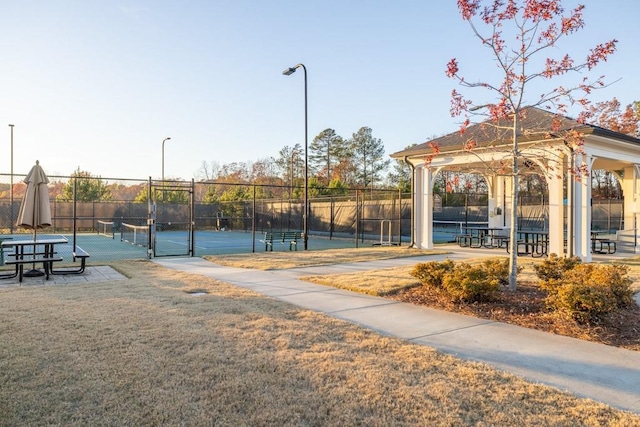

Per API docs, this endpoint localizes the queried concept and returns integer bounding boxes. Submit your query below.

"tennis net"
[121,223,150,248]
[97,220,115,239]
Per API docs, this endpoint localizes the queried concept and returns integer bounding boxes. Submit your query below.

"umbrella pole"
[24,228,44,277]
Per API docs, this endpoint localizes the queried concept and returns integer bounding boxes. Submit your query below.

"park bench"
[261,231,301,251]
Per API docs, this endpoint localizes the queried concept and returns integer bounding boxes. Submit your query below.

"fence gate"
[150,178,195,257]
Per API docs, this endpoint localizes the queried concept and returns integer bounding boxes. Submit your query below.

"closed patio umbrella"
[15,160,52,276]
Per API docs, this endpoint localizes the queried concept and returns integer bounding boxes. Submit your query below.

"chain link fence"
[0,174,413,261]
[0,173,624,262]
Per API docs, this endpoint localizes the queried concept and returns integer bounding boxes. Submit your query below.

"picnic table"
[1,236,68,282]
[591,230,617,254]
[0,236,12,266]
[505,230,549,257]
[457,227,505,248]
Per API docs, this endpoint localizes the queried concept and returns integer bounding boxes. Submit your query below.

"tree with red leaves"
[589,98,639,137]
[446,0,617,290]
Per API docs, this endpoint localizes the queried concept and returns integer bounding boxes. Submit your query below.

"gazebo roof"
[391,107,640,159]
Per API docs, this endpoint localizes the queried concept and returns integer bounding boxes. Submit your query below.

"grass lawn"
[1,258,638,425]
[204,246,446,270]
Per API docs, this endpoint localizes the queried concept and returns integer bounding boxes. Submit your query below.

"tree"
[202,185,219,204]
[349,127,390,191]
[386,158,412,193]
[134,186,188,204]
[59,168,112,202]
[217,162,251,183]
[588,98,639,137]
[273,144,303,197]
[218,186,252,219]
[309,128,346,185]
[196,161,221,181]
[386,144,416,192]
[591,170,622,199]
[446,1,617,290]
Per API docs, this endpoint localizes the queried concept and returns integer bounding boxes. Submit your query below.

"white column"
[622,166,638,231]
[547,160,564,256]
[485,175,504,228]
[414,166,424,249]
[503,175,513,230]
[573,154,593,261]
[622,165,640,254]
[419,166,435,249]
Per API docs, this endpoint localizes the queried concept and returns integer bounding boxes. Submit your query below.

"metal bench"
[261,231,301,251]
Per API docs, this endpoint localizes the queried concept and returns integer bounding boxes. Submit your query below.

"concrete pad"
[0,266,127,288]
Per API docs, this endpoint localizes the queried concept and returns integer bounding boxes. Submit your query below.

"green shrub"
[441,262,500,303]
[410,259,455,289]
[540,264,635,323]
[533,253,581,282]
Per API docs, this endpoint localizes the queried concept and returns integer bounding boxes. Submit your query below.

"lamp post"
[161,137,171,203]
[282,63,308,250]
[290,146,299,195]
[8,124,14,234]
[162,137,171,184]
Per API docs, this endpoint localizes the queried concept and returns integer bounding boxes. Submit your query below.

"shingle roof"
[391,107,640,159]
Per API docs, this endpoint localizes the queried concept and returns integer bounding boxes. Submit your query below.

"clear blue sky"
[1,1,638,180]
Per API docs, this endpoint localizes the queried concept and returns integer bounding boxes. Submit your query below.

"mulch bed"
[392,282,640,351]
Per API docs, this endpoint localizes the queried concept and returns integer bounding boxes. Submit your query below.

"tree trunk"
[508,117,520,291]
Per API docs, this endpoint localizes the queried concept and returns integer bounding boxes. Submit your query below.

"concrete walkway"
[154,248,640,414]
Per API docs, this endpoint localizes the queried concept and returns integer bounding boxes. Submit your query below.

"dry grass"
[307,267,420,296]
[1,260,638,425]
[204,246,445,270]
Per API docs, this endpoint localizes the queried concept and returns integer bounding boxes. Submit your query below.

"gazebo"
[391,107,640,262]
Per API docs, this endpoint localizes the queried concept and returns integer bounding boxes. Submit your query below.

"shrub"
[441,262,500,303]
[410,259,455,289]
[481,258,522,287]
[540,264,635,323]
[533,253,581,282]
[411,258,511,302]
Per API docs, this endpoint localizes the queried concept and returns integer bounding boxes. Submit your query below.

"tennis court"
[1,222,461,265]
[0,230,373,264]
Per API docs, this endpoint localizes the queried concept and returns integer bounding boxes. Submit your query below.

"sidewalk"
[154,249,640,414]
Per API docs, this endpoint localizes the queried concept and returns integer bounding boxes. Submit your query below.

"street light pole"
[282,63,308,250]
[161,137,171,204]
[290,149,296,195]
[8,124,14,234]
[162,137,171,184]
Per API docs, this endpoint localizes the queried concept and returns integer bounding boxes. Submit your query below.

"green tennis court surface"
[1,228,456,263]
